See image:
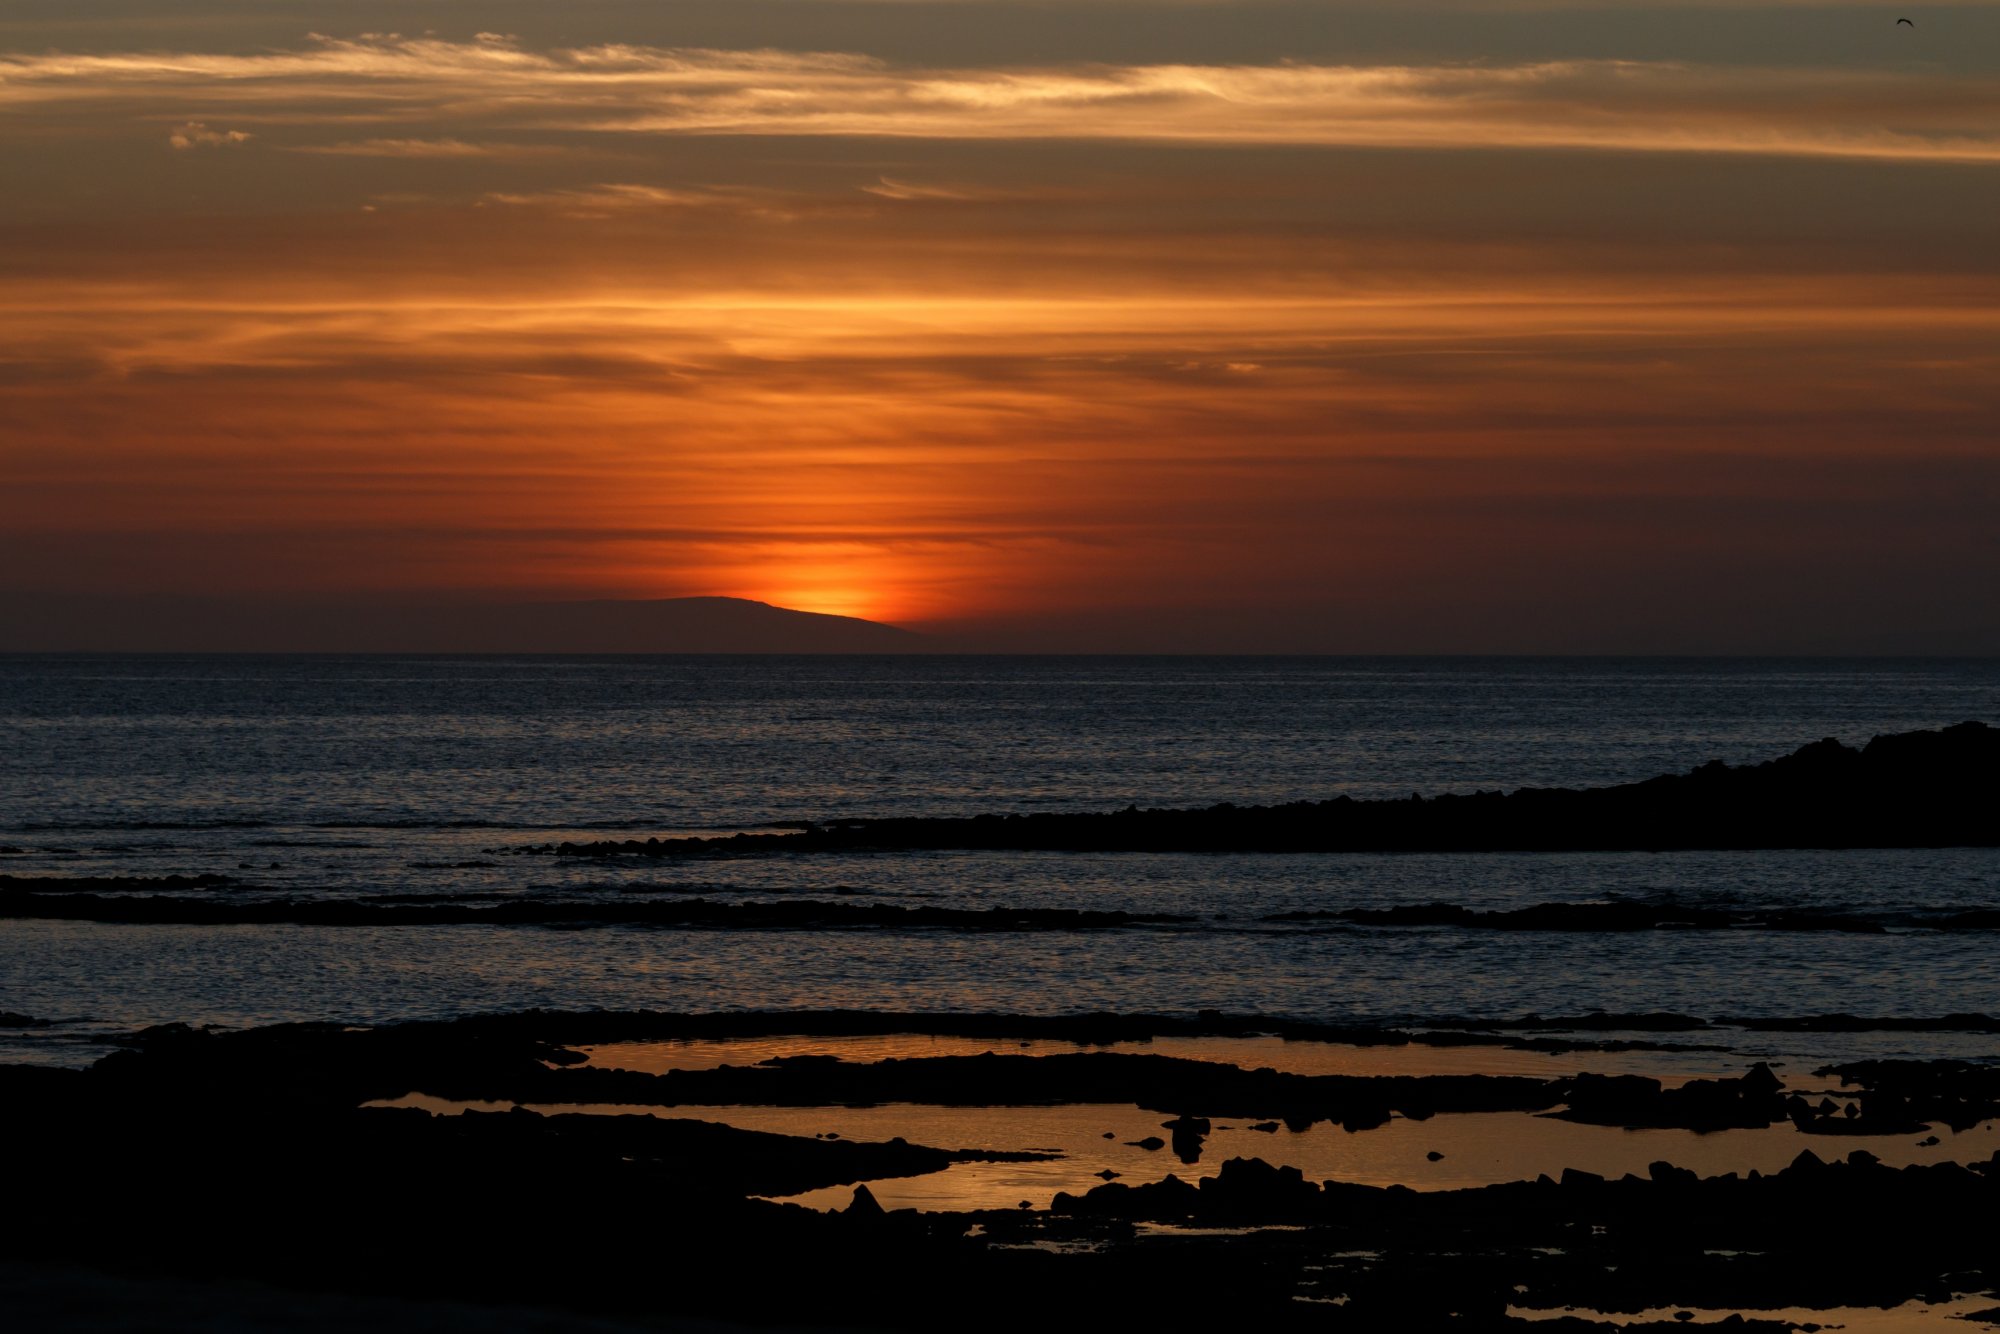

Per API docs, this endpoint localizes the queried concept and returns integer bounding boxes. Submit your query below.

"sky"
[2,1,1996,652]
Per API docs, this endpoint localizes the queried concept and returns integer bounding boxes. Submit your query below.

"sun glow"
[737,560,903,623]
[762,585,881,621]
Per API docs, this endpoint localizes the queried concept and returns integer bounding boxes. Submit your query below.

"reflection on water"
[578,1033,1749,1083]
[1508,1294,2000,1331]
[369,1093,2000,1212]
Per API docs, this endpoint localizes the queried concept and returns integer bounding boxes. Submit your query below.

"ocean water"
[2,655,1998,1064]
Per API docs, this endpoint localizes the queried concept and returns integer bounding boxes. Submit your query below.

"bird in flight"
[1896,16,1914,24]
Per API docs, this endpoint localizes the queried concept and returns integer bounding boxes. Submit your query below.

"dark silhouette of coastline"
[0,594,922,653]
[545,721,1999,856]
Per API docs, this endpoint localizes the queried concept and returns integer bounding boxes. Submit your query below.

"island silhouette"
[0,594,923,654]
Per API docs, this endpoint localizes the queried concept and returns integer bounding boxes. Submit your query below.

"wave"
[7,818,800,834]
[1265,902,2000,932]
[0,890,1197,931]
[4,883,1997,935]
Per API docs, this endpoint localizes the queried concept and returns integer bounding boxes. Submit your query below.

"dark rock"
[844,1184,885,1217]
[1339,1103,1393,1133]
[1742,1063,1783,1095]
[1128,1136,1166,1151]
[1554,1069,1787,1133]
[1163,1114,1211,1164]
[1197,1157,1321,1220]
[1648,1161,1698,1186]
[541,723,2000,858]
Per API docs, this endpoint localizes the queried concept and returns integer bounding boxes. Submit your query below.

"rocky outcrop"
[546,722,2000,856]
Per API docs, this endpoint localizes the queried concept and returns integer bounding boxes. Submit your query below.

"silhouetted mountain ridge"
[0,594,921,653]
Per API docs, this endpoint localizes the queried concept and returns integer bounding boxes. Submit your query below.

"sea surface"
[3,655,1998,1065]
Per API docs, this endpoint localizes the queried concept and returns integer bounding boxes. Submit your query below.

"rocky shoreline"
[535,722,1999,858]
[6,1011,1996,1331]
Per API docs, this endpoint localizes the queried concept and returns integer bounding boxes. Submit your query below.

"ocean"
[4,655,1998,1064]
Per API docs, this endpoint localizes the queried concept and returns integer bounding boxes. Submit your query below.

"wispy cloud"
[481,182,803,218]
[4,36,1995,165]
[859,176,1053,201]
[289,137,565,159]
[167,121,249,150]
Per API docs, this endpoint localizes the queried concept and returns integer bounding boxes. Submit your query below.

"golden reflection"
[367,1091,2000,1213]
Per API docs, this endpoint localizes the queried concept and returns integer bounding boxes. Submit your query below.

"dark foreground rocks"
[541,722,2000,857]
[4,1013,1996,1332]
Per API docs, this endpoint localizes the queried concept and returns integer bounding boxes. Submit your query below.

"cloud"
[289,137,563,159]
[480,182,794,218]
[860,176,983,201]
[3,37,1993,166]
[858,176,1058,201]
[167,121,249,150]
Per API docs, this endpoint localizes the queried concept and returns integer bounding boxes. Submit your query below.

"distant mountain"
[0,595,924,653]
[429,597,925,654]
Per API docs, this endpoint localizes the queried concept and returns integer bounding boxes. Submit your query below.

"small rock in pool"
[1096,1170,1120,1180]
[1249,1121,1279,1133]
[1102,1131,1115,1139]
[1127,1136,1166,1151]
[1917,1135,1940,1147]
[1017,1200,1032,1210]
[1427,1151,1445,1162]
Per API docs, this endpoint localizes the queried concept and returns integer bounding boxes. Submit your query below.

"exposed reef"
[1268,901,2000,932]
[11,887,1997,935]
[93,1003,1983,1052]
[75,1015,1993,1139]
[537,722,1999,856]
[5,1011,1996,1331]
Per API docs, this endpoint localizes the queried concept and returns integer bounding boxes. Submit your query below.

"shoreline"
[7,1010,1997,1330]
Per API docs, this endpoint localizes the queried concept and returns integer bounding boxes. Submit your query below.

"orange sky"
[2,5,1997,649]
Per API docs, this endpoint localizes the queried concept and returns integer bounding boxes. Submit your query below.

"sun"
[768,585,881,620]
[747,560,900,622]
